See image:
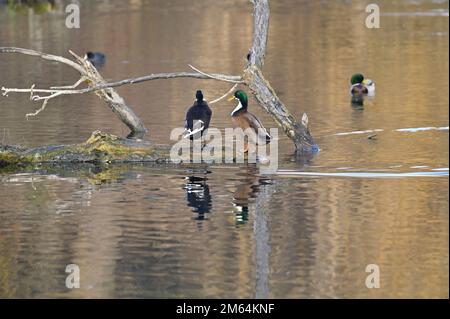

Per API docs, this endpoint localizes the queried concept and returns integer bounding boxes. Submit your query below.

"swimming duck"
[184,90,212,140]
[350,73,375,96]
[85,52,106,68]
[228,90,271,152]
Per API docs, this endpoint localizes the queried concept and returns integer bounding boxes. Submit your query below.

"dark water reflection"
[0,0,449,298]
[184,174,212,220]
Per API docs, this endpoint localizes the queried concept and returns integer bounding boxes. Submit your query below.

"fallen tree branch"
[188,64,243,84]
[51,76,87,89]
[26,94,51,119]
[2,71,242,98]
[0,48,242,136]
[0,47,86,74]
[0,47,150,137]
[0,46,243,136]
[209,84,239,105]
[243,0,317,152]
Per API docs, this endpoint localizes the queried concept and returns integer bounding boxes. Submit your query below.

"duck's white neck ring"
[231,101,244,116]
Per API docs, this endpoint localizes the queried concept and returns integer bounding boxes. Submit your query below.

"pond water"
[0,0,448,298]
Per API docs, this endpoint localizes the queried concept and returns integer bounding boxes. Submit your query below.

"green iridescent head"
[234,90,248,107]
[351,73,365,85]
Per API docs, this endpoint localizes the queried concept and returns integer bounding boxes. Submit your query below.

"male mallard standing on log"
[228,90,271,153]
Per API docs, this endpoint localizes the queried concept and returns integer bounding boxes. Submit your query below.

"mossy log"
[0,131,255,168]
[0,131,172,167]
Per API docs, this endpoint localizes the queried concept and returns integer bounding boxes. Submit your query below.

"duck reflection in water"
[351,94,365,109]
[232,167,271,226]
[184,175,212,221]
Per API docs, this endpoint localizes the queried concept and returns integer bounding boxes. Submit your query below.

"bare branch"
[188,64,244,84]
[0,47,148,135]
[26,98,50,119]
[51,77,87,90]
[0,47,86,74]
[71,71,242,94]
[209,84,239,105]
[3,87,62,95]
[1,71,243,98]
[29,84,35,101]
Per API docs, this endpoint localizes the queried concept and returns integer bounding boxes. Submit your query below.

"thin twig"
[32,91,64,102]
[25,90,64,119]
[29,84,35,101]
[26,98,49,119]
[188,64,244,84]
[3,87,62,95]
[50,77,86,90]
[209,84,239,104]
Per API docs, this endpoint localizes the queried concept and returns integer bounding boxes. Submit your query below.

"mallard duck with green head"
[350,73,375,96]
[228,90,271,153]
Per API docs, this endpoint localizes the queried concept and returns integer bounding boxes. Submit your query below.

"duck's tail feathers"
[256,129,271,145]
[183,120,205,139]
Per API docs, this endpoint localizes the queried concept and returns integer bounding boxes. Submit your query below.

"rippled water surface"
[0,0,448,298]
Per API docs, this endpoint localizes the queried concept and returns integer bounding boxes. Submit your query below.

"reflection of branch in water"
[184,175,212,221]
[253,180,275,299]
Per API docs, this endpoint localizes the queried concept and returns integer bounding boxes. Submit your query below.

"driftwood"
[0,0,318,166]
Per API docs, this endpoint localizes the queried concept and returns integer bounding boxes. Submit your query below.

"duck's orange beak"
[227,96,235,102]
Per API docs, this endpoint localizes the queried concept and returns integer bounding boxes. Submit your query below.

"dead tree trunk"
[244,0,317,152]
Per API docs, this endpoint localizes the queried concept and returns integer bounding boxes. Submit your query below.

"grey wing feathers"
[246,112,271,144]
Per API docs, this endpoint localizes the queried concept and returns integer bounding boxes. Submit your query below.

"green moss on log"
[0,131,172,167]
